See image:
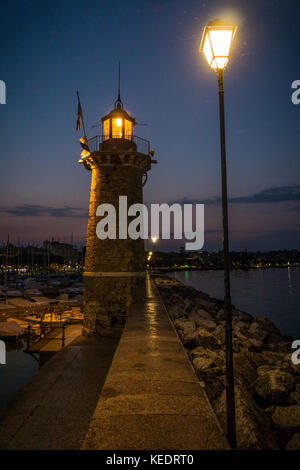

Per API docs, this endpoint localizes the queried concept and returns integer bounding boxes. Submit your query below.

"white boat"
[5,290,23,297]
[24,279,42,289]
[61,287,82,294]
[0,303,16,312]
[31,297,58,306]
[6,298,35,308]
[0,321,23,338]
[58,293,69,300]
[23,288,42,297]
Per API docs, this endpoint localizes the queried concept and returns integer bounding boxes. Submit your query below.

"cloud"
[176,185,300,206]
[0,204,88,218]
[229,185,300,204]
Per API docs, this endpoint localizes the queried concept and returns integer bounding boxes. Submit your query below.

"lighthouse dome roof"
[101,106,136,124]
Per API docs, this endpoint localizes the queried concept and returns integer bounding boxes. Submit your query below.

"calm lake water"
[0,342,39,411]
[169,268,300,339]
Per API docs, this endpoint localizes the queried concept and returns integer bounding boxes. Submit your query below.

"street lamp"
[151,236,158,250]
[199,18,237,449]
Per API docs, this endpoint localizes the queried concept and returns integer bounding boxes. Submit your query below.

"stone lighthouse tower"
[79,90,155,337]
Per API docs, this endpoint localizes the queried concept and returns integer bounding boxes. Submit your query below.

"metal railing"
[26,315,67,350]
[87,134,150,155]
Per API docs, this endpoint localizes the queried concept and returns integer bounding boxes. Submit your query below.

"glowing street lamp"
[200,19,237,71]
[200,18,237,450]
[151,237,158,263]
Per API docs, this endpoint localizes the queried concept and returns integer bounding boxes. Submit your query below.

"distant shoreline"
[154,265,300,273]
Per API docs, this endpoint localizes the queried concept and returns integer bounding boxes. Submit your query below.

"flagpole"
[77,90,87,138]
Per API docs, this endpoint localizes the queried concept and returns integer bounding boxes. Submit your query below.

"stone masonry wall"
[83,161,147,336]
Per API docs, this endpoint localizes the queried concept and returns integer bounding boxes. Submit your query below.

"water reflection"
[170,268,300,338]
[0,341,39,411]
[287,267,293,296]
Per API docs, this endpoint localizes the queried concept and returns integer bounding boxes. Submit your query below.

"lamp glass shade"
[112,117,123,138]
[125,119,133,139]
[200,23,237,71]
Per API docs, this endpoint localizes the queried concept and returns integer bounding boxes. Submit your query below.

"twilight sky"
[0,0,299,251]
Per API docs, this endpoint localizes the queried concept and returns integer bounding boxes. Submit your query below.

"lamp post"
[199,18,238,449]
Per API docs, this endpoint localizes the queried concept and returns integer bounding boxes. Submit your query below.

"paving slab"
[0,335,120,449]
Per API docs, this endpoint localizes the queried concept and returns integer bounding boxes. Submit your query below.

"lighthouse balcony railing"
[87,135,150,155]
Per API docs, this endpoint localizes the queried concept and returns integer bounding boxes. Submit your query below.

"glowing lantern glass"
[103,119,110,140]
[102,108,135,141]
[112,117,123,138]
[124,119,133,139]
[199,20,237,71]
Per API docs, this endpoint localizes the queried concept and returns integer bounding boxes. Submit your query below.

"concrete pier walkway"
[0,335,121,449]
[82,277,228,450]
[0,277,228,450]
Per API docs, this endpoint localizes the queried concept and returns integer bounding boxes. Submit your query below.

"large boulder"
[215,382,277,449]
[290,385,300,404]
[173,318,195,336]
[272,405,300,429]
[214,323,225,339]
[194,297,217,314]
[233,352,257,389]
[181,326,221,350]
[249,317,283,345]
[286,433,300,450]
[191,346,224,372]
[167,304,185,319]
[190,344,224,360]
[248,321,269,342]
[190,308,215,321]
[193,354,219,372]
[264,341,293,354]
[231,320,268,352]
[216,308,225,321]
[184,300,197,315]
[198,366,225,404]
[232,309,253,323]
[254,316,282,336]
[254,367,295,404]
[194,317,217,331]
[233,328,264,353]
[170,293,186,309]
[246,339,264,353]
[247,351,286,369]
[188,310,217,332]
[192,327,223,350]
[282,354,300,375]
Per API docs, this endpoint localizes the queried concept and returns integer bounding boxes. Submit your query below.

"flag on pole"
[76,91,83,131]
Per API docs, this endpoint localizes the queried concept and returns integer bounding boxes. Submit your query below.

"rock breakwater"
[154,275,300,450]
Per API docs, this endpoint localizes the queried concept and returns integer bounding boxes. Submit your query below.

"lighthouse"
[79,89,155,337]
